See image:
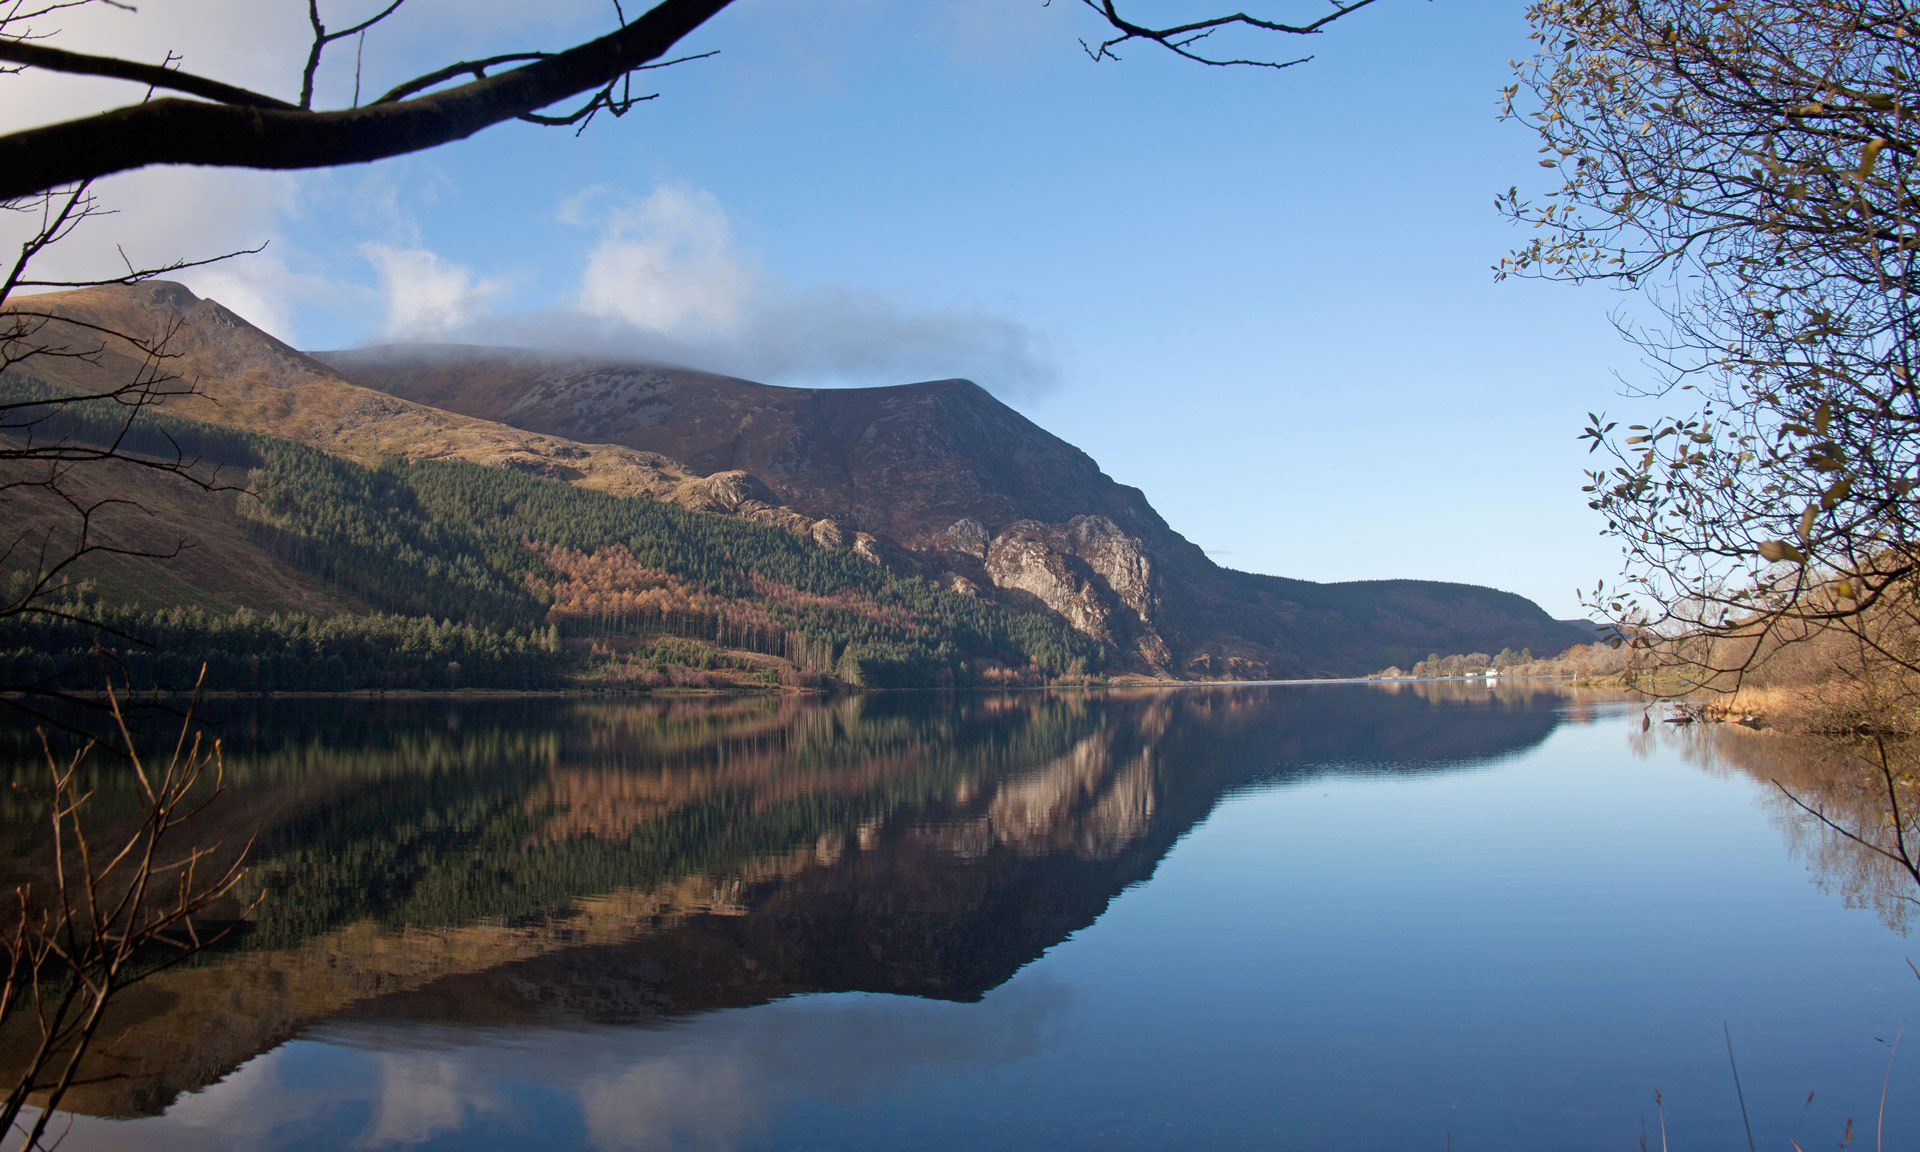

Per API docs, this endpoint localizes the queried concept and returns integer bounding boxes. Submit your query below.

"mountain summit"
[316,349,1174,549]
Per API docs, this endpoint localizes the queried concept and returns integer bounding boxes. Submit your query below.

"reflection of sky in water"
[38,703,1920,1151]
[59,982,1070,1151]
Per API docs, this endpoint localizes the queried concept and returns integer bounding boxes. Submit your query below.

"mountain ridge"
[318,340,1590,676]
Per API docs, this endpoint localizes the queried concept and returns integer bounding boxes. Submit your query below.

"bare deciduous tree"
[0,679,253,1152]
[1,183,257,696]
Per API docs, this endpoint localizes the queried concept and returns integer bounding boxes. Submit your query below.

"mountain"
[319,344,1591,677]
[3,282,1588,683]
[1,286,1100,691]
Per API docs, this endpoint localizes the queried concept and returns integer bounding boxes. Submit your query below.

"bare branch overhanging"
[0,0,738,200]
[0,0,1387,200]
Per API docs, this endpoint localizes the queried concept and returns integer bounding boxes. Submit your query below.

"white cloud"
[577,185,753,337]
[33,963,1072,1150]
[578,1055,758,1151]
[186,256,301,344]
[0,0,1058,398]
[0,164,306,341]
[363,244,510,338]
[539,183,1058,395]
[0,0,311,340]
[360,1052,503,1148]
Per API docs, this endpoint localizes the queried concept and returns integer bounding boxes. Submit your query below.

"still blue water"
[3,685,1913,1150]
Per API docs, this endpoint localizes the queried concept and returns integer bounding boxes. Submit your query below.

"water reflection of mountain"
[0,683,1582,1118]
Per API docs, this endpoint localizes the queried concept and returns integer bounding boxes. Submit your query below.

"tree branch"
[0,0,736,200]
[0,39,297,109]
[1078,0,1383,67]
[300,0,408,110]
[373,52,550,105]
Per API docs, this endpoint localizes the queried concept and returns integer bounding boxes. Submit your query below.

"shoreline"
[1,673,1594,702]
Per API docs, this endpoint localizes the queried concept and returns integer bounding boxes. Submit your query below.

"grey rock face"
[810,519,846,549]
[985,522,1120,645]
[982,517,1171,671]
[695,470,782,512]
[941,518,991,559]
[1065,515,1156,618]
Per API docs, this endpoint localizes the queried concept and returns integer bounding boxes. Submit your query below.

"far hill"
[320,344,1591,677]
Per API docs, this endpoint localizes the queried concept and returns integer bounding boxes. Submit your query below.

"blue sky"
[5,0,1657,618]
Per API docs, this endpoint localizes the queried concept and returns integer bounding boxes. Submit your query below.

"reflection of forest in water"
[1638,717,1920,934]
[0,683,1583,1119]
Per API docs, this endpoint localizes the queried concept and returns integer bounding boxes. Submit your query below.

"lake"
[0,683,1913,1150]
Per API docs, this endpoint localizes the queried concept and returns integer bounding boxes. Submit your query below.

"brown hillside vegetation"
[1647,719,1920,933]
[8,282,701,500]
[1373,642,1632,684]
[0,446,365,617]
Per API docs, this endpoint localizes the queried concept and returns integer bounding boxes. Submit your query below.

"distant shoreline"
[3,674,1592,703]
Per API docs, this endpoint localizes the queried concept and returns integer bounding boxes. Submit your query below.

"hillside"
[2,283,1589,684]
[7,283,710,500]
[321,344,1591,676]
[0,389,1098,691]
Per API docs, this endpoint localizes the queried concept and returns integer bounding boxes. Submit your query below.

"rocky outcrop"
[985,523,1118,643]
[1069,516,1156,619]
[940,518,991,559]
[810,518,846,549]
[676,469,780,512]
[982,516,1171,672]
[664,469,834,542]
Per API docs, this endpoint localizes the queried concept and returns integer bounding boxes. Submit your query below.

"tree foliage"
[1503,0,1920,680]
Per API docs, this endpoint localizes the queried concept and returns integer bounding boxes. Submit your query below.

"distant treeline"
[1,377,1104,691]
[1410,648,1536,679]
[0,604,564,693]
[1373,643,1631,682]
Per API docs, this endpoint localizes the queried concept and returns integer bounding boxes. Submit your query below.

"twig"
[1725,1022,1757,1152]
[1879,1025,1902,1152]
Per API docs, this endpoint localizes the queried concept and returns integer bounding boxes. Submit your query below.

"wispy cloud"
[474,183,1057,396]
[574,185,753,337]
[363,244,511,338]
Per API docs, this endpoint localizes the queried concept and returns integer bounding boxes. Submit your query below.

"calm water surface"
[1,684,1914,1150]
